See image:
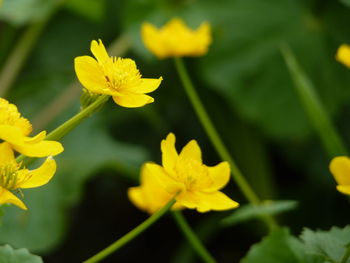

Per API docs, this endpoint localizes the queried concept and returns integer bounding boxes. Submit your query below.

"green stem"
[173,57,277,230]
[45,95,109,141]
[280,44,347,158]
[83,199,176,263]
[16,95,110,163]
[173,57,259,204]
[340,245,350,263]
[172,211,217,263]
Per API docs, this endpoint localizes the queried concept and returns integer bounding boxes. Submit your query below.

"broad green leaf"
[221,200,298,226]
[64,0,106,22]
[0,244,42,263]
[300,226,350,263]
[241,228,322,263]
[0,115,148,252]
[0,0,57,25]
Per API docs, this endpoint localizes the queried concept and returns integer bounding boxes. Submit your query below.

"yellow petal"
[129,77,162,94]
[202,162,231,192]
[336,44,350,68]
[144,162,182,194]
[176,191,200,210]
[0,125,25,145]
[24,131,46,144]
[161,133,178,173]
[141,23,167,59]
[195,191,239,213]
[329,156,350,185]
[19,157,56,189]
[112,93,154,108]
[0,187,27,210]
[337,185,350,195]
[74,56,107,94]
[91,39,109,63]
[179,139,202,163]
[128,163,177,214]
[12,140,64,157]
[0,142,16,164]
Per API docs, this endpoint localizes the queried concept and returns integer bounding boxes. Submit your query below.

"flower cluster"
[129,133,238,213]
[0,98,63,209]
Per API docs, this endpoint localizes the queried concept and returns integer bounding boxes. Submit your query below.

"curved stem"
[16,94,110,163]
[83,199,176,263]
[173,57,277,230]
[172,211,217,263]
[173,57,259,204]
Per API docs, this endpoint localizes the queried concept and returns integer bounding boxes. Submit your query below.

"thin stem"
[280,44,347,158]
[340,245,350,263]
[173,57,277,230]
[173,58,260,202]
[16,95,110,163]
[172,211,217,263]
[83,199,176,263]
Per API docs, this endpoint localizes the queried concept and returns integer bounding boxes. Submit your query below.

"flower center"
[174,159,213,191]
[0,98,32,136]
[0,163,21,190]
[102,57,142,91]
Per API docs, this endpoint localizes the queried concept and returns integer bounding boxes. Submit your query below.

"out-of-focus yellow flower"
[329,156,350,195]
[336,44,350,68]
[129,133,238,213]
[74,39,162,108]
[0,143,56,210]
[128,163,184,214]
[0,98,63,157]
[141,18,212,59]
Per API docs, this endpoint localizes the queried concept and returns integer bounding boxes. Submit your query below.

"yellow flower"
[141,18,212,59]
[74,39,162,108]
[329,156,350,195]
[129,133,238,213]
[128,163,184,214]
[0,143,56,210]
[336,44,350,68]
[0,98,63,157]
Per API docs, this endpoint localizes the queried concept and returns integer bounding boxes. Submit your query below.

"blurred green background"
[1,0,350,262]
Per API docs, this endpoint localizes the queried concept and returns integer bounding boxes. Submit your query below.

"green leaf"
[0,115,148,252]
[241,228,322,263]
[300,225,350,263]
[64,0,106,22]
[340,0,350,8]
[221,200,298,226]
[0,0,56,26]
[0,244,42,263]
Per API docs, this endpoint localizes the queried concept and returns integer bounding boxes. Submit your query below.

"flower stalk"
[172,211,217,263]
[83,198,176,263]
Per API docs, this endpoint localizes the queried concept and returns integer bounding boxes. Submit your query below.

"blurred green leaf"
[64,0,106,22]
[0,244,42,263]
[0,0,57,25]
[0,115,148,252]
[241,228,322,263]
[340,0,350,8]
[221,200,298,226]
[123,0,350,139]
[300,226,350,263]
